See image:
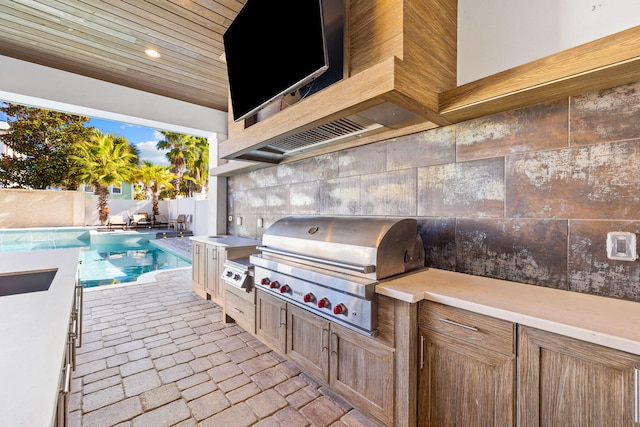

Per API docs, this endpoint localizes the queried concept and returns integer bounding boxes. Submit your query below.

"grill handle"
[257,246,376,274]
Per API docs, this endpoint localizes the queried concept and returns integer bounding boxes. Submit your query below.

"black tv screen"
[224,0,330,122]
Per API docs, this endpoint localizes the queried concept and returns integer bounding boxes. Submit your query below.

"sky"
[0,104,170,166]
[86,118,170,166]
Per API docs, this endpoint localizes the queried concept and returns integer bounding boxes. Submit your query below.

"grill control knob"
[226,271,233,277]
[317,298,330,309]
[270,280,280,289]
[260,277,270,286]
[303,293,315,303]
[333,303,347,315]
[233,274,241,281]
[279,284,290,294]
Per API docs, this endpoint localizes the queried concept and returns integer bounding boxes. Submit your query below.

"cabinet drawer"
[225,289,255,334]
[224,282,255,303]
[419,300,515,354]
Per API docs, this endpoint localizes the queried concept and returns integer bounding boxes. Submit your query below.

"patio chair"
[107,214,128,230]
[131,214,151,229]
[153,214,170,229]
[175,214,187,230]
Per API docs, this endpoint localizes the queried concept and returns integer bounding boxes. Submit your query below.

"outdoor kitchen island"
[0,248,82,427]
[376,267,640,426]
[203,219,640,425]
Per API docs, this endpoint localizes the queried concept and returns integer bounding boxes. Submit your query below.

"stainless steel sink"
[0,269,58,297]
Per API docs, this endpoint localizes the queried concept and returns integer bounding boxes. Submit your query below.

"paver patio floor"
[70,268,381,427]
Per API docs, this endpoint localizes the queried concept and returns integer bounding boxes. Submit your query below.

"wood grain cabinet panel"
[205,245,220,304]
[256,291,396,426]
[191,241,206,298]
[518,325,640,427]
[418,301,516,427]
[255,289,287,354]
[224,285,255,334]
[330,322,395,426]
[287,304,330,383]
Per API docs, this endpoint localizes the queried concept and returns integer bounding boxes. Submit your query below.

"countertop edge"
[189,235,261,247]
[376,268,640,356]
[0,248,80,426]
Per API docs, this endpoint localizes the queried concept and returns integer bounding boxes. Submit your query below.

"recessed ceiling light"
[145,49,160,58]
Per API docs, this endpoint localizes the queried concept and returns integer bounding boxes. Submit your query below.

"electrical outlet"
[606,232,637,261]
[257,218,264,228]
[236,216,243,226]
[228,215,233,222]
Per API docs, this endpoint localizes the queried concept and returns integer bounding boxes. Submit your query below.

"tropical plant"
[0,102,92,189]
[183,136,209,196]
[70,129,138,224]
[156,131,190,197]
[133,161,176,216]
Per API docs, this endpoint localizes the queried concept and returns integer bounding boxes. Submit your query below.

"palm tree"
[134,161,176,217]
[156,131,190,197]
[183,136,209,197]
[70,129,138,225]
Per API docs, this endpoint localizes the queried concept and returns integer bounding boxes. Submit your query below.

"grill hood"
[259,216,425,280]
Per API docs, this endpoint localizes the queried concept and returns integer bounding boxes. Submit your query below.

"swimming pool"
[0,227,192,288]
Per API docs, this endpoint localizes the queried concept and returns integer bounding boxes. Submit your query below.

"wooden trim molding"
[439,26,640,123]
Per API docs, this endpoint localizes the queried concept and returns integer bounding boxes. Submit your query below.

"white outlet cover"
[606,232,637,261]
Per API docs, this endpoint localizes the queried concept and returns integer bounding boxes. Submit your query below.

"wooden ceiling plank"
[93,0,226,52]
[183,0,245,20]
[155,0,227,27]
[75,0,225,58]
[0,9,224,87]
[0,26,227,93]
[0,0,235,111]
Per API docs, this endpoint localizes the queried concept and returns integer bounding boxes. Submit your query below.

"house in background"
[80,182,134,200]
[0,121,11,156]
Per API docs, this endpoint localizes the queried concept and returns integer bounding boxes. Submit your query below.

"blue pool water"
[0,228,191,288]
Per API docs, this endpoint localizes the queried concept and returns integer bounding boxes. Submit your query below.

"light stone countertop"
[376,267,640,356]
[190,235,261,248]
[0,248,80,427]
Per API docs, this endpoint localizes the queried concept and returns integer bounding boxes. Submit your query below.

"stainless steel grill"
[250,216,425,335]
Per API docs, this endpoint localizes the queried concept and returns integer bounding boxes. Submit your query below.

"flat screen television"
[223,0,342,123]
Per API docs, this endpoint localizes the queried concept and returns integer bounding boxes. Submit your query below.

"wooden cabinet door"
[329,322,395,426]
[205,245,219,302]
[417,301,516,427]
[518,325,640,427]
[255,289,287,354]
[418,329,515,427]
[191,242,205,295]
[287,304,330,383]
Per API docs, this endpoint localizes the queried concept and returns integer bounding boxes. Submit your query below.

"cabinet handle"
[76,276,83,348]
[62,363,71,394]
[330,332,338,356]
[321,328,329,353]
[438,318,479,332]
[280,307,286,327]
[635,368,640,423]
[233,307,243,314]
[420,335,425,369]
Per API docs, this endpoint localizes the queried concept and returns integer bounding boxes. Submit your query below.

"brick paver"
[71,268,381,426]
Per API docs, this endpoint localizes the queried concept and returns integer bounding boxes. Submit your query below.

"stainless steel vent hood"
[234,102,424,163]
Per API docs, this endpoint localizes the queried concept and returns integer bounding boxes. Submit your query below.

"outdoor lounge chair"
[107,214,128,230]
[153,214,170,229]
[175,214,187,230]
[131,214,151,229]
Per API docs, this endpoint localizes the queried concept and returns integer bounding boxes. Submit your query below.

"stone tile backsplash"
[228,79,640,302]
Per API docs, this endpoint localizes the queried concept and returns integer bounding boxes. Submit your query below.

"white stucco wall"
[458,0,640,85]
[0,188,85,228]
